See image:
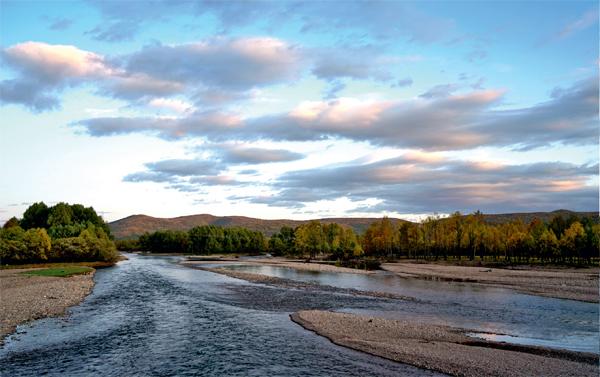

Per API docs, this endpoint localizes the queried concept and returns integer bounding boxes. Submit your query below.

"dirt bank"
[0,268,95,344]
[291,310,599,377]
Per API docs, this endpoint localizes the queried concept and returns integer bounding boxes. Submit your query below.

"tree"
[20,202,49,229]
[295,221,325,259]
[3,217,20,229]
[23,228,52,261]
[47,202,74,227]
[560,222,586,263]
[269,226,296,256]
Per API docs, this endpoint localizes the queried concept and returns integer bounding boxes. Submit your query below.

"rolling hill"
[108,210,597,240]
[108,214,407,239]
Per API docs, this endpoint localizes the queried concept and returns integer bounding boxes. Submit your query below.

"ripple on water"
[0,255,443,377]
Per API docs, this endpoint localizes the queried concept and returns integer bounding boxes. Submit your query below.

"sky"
[0,0,598,223]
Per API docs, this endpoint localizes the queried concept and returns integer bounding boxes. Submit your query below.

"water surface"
[222,264,599,354]
[0,255,442,377]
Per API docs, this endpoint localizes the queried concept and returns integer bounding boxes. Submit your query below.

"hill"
[108,210,597,240]
[108,214,407,239]
[480,209,597,225]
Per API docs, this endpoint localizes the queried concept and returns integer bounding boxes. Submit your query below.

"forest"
[118,211,598,266]
[0,202,118,264]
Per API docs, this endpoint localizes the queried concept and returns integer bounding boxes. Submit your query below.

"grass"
[1,260,118,270]
[21,266,94,277]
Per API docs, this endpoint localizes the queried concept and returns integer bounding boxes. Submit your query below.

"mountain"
[108,210,597,240]
[108,214,407,239]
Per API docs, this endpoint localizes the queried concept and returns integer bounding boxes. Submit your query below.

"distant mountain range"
[108,210,597,239]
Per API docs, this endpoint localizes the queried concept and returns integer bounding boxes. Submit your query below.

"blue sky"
[0,0,598,223]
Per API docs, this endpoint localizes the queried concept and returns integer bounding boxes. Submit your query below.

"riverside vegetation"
[117,211,598,267]
[0,202,118,265]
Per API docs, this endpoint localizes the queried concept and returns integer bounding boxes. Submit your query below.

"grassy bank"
[22,266,94,277]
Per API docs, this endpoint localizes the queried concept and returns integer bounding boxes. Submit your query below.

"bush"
[0,227,51,263]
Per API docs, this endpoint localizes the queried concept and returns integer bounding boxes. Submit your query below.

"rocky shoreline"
[291,310,599,377]
[0,268,95,345]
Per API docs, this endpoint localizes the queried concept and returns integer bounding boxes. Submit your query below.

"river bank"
[381,262,599,302]
[291,310,599,377]
[0,268,95,344]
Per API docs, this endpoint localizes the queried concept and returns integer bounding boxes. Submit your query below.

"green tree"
[47,202,74,227]
[21,202,49,229]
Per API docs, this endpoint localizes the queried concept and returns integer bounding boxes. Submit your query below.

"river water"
[0,255,442,377]
[223,264,599,354]
[1,255,597,376]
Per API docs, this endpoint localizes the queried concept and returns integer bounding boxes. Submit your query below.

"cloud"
[48,18,73,31]
[296,2,456,43]
[143,158,221,177]
[311,47,393,82]
[85,0,195,41]
[77,111,243,139]
[556,8,598,40]
[477,77,598,150]
[77,76,598,151]
[212,144,305,164]
[123,157,233,189]
[256,154,598,213]
[393,78,413,88]
[189,175,243,186]
[87,1,457,44]
[0,37,301,110]
[419,83,462,98]
[148,98,194,113]
[124,37,301,91]
[0,79,60,111]
[123,144,303,189]
[323,80,346,99]
[2,42,111,82]
[0,42,112,110]
[101,74,184,101]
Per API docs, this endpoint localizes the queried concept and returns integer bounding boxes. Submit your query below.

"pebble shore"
[0,268,95,344]
[291,310,599,377]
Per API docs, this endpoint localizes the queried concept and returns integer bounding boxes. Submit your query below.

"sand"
[0,268,95,344]
[381,262,599,302]
[291,310,599,377]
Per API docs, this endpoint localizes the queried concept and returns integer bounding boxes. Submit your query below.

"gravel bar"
[0,268,95,344]
[291,310,599,377]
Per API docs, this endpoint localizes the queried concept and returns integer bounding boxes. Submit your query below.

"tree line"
[120,212,598,266]
[121,225,268,254]
[1,202,118,264]
[361,212,599,264]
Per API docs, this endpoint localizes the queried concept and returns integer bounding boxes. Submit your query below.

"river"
[0,254,441,376]
[222,263,599,353]
[1,254,597,376]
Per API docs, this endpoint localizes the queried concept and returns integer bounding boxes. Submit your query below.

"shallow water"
[223,264,600,354]
[0,255,443,377]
